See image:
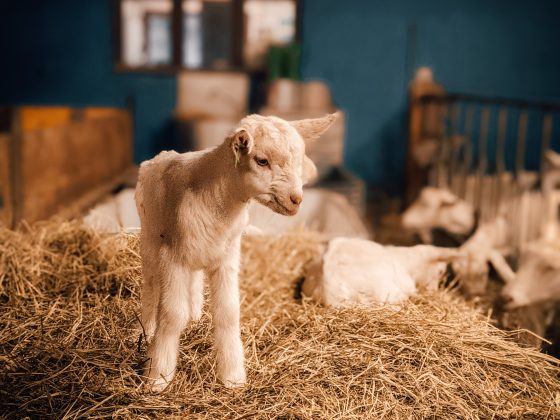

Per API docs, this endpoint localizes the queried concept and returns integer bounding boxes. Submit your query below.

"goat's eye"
[255,157,269,167]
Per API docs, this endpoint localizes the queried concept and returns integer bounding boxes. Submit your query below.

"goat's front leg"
[144,261,192,392]
[189,270,204,322]
[487,249,516,283]
[206,238,246,387]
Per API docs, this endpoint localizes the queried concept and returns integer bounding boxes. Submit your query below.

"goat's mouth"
[274,197,298,216]
[257,194,298,216]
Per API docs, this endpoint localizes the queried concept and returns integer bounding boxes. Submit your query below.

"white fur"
[452,216,515,295]
[135,113,337,391]
[402,188,515,294]
[84,188,141,233]
[402,186,475,243]
[502,240,560,308]
[302,238,458,307]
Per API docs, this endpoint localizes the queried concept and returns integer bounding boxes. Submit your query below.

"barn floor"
[1,219,559,419]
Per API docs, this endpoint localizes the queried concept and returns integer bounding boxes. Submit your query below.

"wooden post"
[404,72,445,207]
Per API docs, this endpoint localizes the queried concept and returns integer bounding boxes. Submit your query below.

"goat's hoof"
[142,362,173,393]
[221,369,246,389]
[145,376,170,393]
[223,379,246,389]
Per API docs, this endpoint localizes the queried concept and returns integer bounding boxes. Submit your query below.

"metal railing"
[414,92,560,249]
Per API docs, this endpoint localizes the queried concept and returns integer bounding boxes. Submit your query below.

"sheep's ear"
[230,128,254,167]
[290,112,339,143]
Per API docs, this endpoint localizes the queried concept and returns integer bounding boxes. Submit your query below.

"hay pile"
[0,219,559,419]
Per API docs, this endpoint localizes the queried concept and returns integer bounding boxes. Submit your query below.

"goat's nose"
[290,194,302,206]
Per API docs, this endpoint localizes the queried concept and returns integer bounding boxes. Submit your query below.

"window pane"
[243,0,296,69]
[182,0,233,70]
[121,0,173,67]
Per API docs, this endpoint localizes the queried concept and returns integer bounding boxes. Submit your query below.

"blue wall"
[0,0,176,163]
[301,0,560,193]
[1,1,560,194]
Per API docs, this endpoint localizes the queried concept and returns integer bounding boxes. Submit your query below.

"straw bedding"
[0,219,559,419]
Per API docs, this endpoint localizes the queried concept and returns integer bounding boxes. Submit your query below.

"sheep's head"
[229,112,338,216]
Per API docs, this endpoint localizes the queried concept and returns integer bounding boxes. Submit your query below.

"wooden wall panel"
[0,134,12,226]
[15,108,132,224]
[20,107,72,132]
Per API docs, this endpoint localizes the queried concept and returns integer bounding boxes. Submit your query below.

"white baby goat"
[134,112,337,391]
[301,237,459,307]
[401,186,476,244]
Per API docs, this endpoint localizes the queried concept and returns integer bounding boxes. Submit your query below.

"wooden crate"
[176,71,249,119]
[0,106,134,227]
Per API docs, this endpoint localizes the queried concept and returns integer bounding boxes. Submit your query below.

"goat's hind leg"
[144,260,193,392]
[139,256,159,341]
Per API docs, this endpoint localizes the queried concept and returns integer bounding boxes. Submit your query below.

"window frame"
[113,0,302,74]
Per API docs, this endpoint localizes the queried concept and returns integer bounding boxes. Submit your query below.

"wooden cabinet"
[0,107,134,227]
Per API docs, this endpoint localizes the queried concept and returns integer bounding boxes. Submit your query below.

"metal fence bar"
[417,93,560,112]
[515,111,529,179]
[435,107,449,189]
[494,108,508,219]
[460,105,475,200]
[476,107,490,218]
[448,101,461,195]
[512,111,529,248]
[540,113,553,171]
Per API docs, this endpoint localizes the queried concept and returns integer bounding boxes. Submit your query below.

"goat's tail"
[134,166,145,221]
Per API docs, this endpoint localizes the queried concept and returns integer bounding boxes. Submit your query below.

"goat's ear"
[545,149,560,168]
[439,190,458,206]
[230,128,254,167]
[302,155,318,184]
[290,112,339,143]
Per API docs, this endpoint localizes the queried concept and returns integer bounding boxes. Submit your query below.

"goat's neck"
[201,144,250,223]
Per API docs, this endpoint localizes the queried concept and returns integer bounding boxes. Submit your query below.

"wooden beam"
[232,0,244,68]
[172,0,183,67]
[113,0,122,66]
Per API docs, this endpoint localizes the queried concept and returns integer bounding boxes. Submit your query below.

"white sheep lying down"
[135,112,337,392]
[302,237,459,307]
